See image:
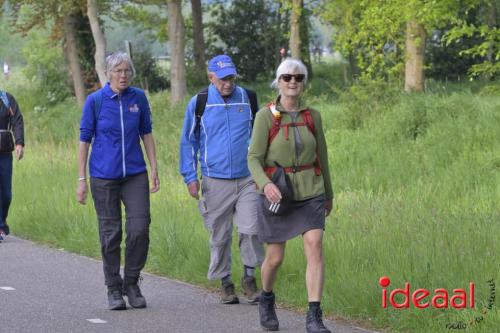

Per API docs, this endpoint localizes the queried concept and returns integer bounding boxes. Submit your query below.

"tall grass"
[4,70,499,332]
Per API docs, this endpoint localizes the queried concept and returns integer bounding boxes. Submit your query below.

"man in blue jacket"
[179,55,264,304]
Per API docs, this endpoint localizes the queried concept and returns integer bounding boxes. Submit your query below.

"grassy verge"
[4,71,499,332]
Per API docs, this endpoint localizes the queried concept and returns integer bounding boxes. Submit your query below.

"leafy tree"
[445,0,500,79]
[110,1,167,43]
[0,5,27,67]
[9,0,92,105]
[318,0,477,90]
[207,0,286,81]
[426,5,487,81]
[132,46,168,92]
[316,0,362,81]
[21,28,72,103]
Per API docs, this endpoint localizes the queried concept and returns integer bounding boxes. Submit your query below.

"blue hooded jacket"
[80,83,152,179]
[179,84,254,184]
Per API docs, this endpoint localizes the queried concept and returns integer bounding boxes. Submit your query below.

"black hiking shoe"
[259,292,279,331]
[241,276,260,304]
[3,222,9,235]
[221,280,239,304]
[306,307,331,333]
[124,284,147,308]
[107,286,126,310]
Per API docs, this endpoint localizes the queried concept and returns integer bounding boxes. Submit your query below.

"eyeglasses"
[112,69,132,76]
[220,75,236,82]
[280,74,305,83]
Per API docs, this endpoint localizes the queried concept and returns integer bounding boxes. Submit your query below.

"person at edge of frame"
[0,89,24,242]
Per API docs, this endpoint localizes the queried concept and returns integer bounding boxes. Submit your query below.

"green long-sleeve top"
[248,100,333,201]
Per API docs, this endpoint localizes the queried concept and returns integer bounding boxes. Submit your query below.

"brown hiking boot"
[221,280,239,304]
[241,276,260,304]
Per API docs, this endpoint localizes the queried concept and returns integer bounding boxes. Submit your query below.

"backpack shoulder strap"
[0,91,14,118]
[92,89,103,122]
[243,88,258,126]
[194,87,209,138]
[0,91,10,109]
[302,108,322,175]
[302,109,316,135]
[267,103,282,145]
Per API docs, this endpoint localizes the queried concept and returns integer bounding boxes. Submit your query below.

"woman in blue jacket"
[76,52,159,310]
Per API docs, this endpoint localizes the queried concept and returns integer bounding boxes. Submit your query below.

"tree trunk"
[190,0,205,74]
[348,50,358,81]
[404,19,426,92]
[275,1,283,67]
[167,0,187,104]
[87,0,107,87]
[299,3,312,77]
[289,0,302,59]
[64,13,86,107]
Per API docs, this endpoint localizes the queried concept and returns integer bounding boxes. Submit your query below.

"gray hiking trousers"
[198,175,264,280]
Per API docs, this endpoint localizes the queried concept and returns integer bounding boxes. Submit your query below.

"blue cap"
[208,55,237,79]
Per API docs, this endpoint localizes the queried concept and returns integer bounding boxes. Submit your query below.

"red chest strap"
[266,103,322,176]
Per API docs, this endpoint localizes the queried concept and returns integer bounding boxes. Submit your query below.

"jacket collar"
[102,82,134,99]
[274,95,307,112]
[208,83,241,103]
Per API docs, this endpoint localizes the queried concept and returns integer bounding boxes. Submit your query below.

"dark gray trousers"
[90,172,150,287]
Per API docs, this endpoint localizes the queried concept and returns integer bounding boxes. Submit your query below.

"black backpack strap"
[243,88,259,126]
[194,87,209,138]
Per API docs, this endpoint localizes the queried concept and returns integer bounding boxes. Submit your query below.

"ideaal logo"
[379,277,496,330]
[379,276,475,309]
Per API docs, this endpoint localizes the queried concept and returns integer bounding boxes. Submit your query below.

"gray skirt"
[257,194,325,243]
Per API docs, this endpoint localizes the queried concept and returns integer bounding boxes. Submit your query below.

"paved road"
[0,236,376,333]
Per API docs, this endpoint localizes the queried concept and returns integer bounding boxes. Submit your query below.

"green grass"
[4,71,499,332]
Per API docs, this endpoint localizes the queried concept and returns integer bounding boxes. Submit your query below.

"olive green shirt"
[248,101,333,201]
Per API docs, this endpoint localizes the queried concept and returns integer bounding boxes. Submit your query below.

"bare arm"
[143,133,160,193]
[76,141,90,204]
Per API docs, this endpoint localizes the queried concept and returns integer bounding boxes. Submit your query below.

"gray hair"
[271,58,308,89]
[105,52,136,81]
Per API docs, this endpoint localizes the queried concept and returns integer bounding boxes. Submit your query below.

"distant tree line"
[0,0,497,106]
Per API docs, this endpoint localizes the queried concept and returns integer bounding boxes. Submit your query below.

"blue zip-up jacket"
[179,84,254,184]
[80,83,152,179]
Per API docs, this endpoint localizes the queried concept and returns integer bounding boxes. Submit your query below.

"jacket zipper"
[225,102,233,177]
[119,96,126,177]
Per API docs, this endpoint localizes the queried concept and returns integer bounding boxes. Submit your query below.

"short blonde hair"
[271,58,308,89]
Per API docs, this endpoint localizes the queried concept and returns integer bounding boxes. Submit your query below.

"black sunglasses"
[280,74,305,83]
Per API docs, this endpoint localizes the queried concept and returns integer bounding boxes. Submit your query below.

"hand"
[76,181,88,204]
[150,169,160,193]
[263,182,282,203]
[325,199,333,217]
[187,181,200,199]
[15,144,24,160]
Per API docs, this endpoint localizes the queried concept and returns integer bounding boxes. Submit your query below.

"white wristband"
[79,177,86,181]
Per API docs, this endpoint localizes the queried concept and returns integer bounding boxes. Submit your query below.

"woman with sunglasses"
[248,58,333,333]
